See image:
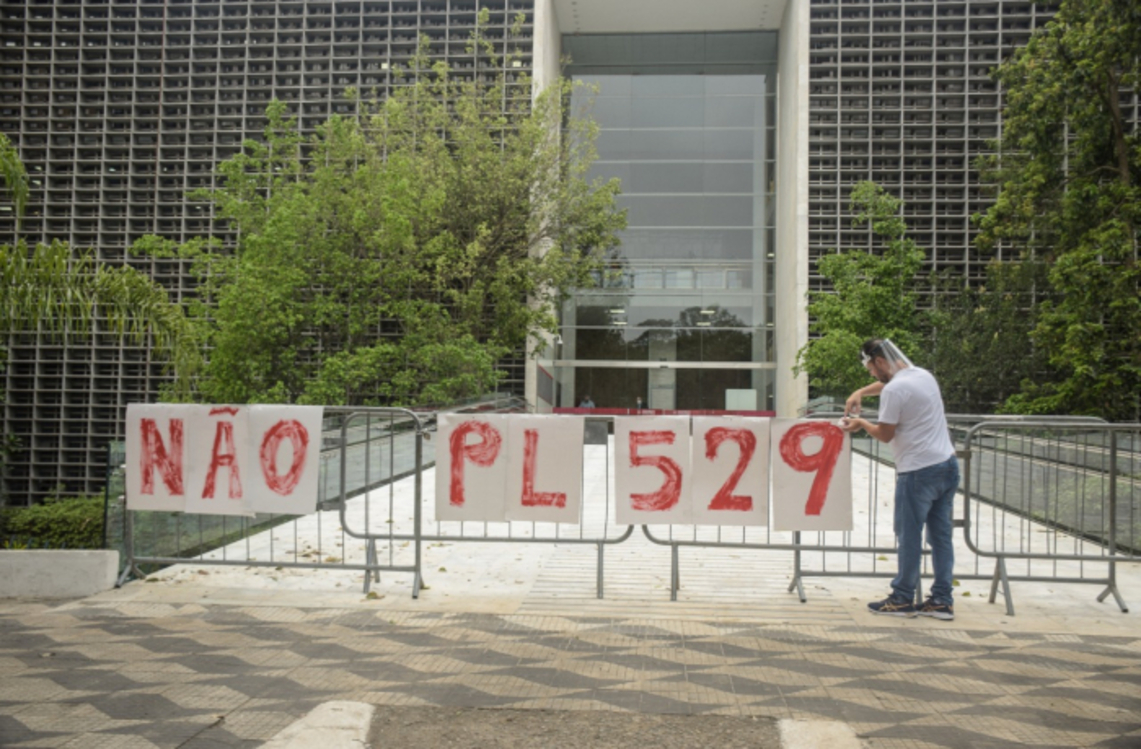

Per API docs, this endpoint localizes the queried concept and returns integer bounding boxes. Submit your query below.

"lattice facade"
[4,0,1127,505]
[807,0,1054,297]
[0,0,532,505]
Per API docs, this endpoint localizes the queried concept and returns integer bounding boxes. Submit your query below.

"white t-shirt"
[878,366,955,473]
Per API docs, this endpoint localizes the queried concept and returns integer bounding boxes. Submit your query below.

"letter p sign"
[436,414,509,522]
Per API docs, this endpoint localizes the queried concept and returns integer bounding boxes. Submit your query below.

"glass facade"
[557,33,780,411]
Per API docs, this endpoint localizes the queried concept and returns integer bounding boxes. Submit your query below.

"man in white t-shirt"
[840,338,959,620]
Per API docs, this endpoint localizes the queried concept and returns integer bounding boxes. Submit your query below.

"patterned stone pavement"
[1,598,1139,749]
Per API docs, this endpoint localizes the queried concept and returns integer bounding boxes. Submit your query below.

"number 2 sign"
[689,417,771,527]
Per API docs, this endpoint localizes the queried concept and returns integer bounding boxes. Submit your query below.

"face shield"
[861,339,912,378]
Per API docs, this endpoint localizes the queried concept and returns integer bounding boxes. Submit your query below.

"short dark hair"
[861,339,887,361]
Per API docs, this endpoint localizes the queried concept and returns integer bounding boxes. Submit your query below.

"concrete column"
[524,0,562,414]
[775,0,810,417]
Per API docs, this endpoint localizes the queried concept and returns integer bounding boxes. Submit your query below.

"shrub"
[1,496,104,549]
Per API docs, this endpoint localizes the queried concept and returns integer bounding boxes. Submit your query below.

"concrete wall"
[774,0,810,418]
[0,550,119,599]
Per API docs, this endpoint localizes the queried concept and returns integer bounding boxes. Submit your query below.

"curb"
[262,703,863,749]
[260,701,376,749]
[779,719,864,749]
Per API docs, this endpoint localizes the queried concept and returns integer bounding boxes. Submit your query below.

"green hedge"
[1,496,104,549]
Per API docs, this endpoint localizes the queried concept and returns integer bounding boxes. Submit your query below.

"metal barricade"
[640,414,1119,608]
[114,396,620,599]
[116,406,432,592]
[113,404,1138,616]
[361,412,634,599]
[640,430,898,602]
[961,421,1140,615]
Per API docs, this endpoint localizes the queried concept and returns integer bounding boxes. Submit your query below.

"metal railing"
[961,421,1140,615]
[114,406,433,590]
[112,406,1140,616]
[640,414,1130,613]
[112,397,526,594]
[357,411,634,599]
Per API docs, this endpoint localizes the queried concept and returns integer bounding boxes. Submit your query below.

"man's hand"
[841,417,896,443]
[845,380,886,416]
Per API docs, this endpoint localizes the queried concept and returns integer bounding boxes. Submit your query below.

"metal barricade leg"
[988,556,1015,616]
[361,539,379,595]
[116,509,141,587]
[116,510,132,587]
[670,544,679,602]
[1096,559,1129,613]
[1095,432,1129,613]
[787,531,807,602]
[1096,569,1129,612]
[596,541,604,599]
[413,426,424,600]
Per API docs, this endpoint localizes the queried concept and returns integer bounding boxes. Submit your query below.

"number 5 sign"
[615,416,692,525]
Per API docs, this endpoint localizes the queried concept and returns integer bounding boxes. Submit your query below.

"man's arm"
[840,417,896,443]
[845,380,885,416]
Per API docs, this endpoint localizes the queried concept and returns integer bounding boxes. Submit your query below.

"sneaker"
[917,599,954,621]
[868,597,917,617]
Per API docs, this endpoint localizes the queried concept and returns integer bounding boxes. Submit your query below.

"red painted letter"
[259,420,309,496]
[202,420,243,499]
[704,427,756,511]
[779,422,844,516]
[448,421,502,507]
[628,430,682,512]
[140,418,184,496]
[521,429,566,508]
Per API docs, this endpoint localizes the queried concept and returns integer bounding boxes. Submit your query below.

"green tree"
[0,241,199,397]
[928,260,1052,414]
[149,20,624,407]
[976,0,1140,421]
[0,133,27,225]
[795,181,925,398]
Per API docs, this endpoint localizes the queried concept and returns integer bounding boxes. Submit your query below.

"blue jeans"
[892,455,960,605]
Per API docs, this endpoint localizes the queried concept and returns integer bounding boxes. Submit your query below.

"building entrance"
[558,32,780,413]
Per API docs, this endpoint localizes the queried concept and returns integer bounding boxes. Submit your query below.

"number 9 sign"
[770,419,852,531]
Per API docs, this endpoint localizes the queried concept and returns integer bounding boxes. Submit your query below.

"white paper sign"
[126,404,325,517]
[504,415,584,524]
[184,405,253,517]
[125,403,189,513]
[615,416,692,525]
[690,417,771,526]
[247,405,324,516]
[435,414,509,522]
[771,419,852,531]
